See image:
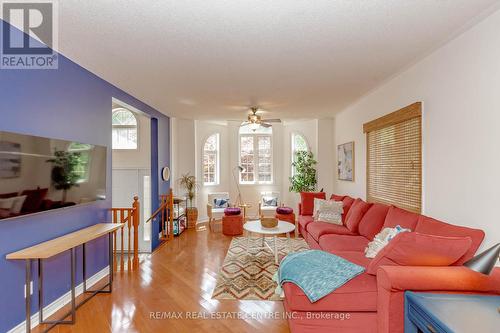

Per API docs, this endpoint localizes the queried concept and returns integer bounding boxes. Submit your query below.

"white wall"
[172,118,334,222]
[333,8,500,251]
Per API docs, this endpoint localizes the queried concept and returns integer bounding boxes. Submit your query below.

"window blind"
[364,103,422,213]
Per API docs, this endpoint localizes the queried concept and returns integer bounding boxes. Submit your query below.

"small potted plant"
[178,173,199,228]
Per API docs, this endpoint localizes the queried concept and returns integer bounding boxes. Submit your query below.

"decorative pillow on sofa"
[300,192,326,216]
[313,198,343,225]
[10,195,27,214]
[262,196,278,207]
[0,197,15,210]
[344,198,372,233]
[214,198,229,208]
[366,232,472,275]
[365,225,410,258]
[330,194,345,202]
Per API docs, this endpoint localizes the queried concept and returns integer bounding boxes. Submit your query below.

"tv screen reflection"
[0,131,107,220]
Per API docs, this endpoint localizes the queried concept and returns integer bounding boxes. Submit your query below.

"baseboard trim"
[7,266,110,333]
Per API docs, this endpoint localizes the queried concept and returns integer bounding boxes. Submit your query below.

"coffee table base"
[245,232,291,264]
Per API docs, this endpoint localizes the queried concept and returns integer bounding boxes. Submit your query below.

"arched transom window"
[203,133,219,185]
[112,108,138,150]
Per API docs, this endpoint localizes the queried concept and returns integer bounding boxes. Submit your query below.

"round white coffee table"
[243,220,296,264]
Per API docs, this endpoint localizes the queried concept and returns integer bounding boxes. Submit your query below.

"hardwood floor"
[34,224,290,333]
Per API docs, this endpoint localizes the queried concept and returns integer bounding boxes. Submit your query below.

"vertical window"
[239,126,273,184]
[364,102,422,213]
[203,133,219,185]
[112,108,138,150]
[291,133,309,176]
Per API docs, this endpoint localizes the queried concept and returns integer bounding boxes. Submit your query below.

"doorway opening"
[111,98,152,253]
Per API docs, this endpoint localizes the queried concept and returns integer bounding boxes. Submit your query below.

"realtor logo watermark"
[1,0,58,69]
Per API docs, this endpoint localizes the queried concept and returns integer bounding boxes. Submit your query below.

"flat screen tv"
[0,130,107,221]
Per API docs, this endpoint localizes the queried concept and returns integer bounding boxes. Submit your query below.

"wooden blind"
[364,103,422,213]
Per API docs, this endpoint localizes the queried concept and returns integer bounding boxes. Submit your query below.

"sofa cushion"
[283,271,377,312]
[358,203,390,240]
[415,215,485,265]
[330,194,345,201]
[366,232,472,275]
[300,192,326,216]
[319,235,370,253]
[345,199,372,233]
[382,206,419,231]
[307,222,355,241]
[298,215,314,231]
[20,188,48,213]
[341,196,355,222]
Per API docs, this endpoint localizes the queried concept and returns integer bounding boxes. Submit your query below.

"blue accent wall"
[0,20,170,332]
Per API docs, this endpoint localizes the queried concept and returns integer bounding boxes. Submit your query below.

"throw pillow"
[344,198,372,233]
[214,198,229,208]
[10,195,27,214]
[300,192,326,216]
[313,198,343,225]
[365,225,410,258]
[0,197,15,210]
[366,232,472,275]
[262,196,278,207]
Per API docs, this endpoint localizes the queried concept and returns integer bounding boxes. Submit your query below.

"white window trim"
[239,132,274,185]
[202,133,220,186]
[112,108,139,150]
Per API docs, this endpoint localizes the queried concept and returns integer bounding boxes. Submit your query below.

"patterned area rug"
[212,236,309,301]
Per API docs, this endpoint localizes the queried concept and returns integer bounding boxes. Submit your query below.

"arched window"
[203,133,219,185]
[291,133,309,176]
[239,125,273,184]
[112,108,138,149]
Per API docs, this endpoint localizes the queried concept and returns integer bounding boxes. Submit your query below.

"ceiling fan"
[239,107,281,130]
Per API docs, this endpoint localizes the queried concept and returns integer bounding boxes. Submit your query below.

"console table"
[405,291,500,333]
[6,223,123,333]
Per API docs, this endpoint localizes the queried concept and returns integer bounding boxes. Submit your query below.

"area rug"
[212,236,309,301]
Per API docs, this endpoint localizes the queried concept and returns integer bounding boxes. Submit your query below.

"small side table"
[405,291,500,333]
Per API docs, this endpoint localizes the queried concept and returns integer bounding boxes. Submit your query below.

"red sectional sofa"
[285,193,500,333]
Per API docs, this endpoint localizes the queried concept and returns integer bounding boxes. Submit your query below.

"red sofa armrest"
[377,266,500,333]
[298,203,303,216]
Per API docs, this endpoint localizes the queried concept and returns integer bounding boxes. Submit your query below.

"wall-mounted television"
[0,130,107,221]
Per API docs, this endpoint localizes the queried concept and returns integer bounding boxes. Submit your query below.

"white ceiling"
[18,1,500,120]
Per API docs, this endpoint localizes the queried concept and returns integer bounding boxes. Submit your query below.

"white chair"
[207,192,230,231]
[258,191,280,218]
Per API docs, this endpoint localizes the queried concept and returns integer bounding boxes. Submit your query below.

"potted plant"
[178,173,199,228]
[46,150,83,203]
[289,151,317,193]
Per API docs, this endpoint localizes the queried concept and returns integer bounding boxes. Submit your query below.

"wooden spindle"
[169,189,174,241]
[132,196,140,270]
[127,209,131,271]
[120,210,124,272]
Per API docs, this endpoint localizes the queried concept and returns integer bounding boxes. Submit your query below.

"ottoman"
[275,206,297,237]
[222,208,243,236]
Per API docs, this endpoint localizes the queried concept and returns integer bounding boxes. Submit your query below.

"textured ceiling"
[6,1,500,120]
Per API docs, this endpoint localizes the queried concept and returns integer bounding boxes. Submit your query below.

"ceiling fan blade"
[261,123,272,128]
[239,121,250,127]
[262,119,281,123]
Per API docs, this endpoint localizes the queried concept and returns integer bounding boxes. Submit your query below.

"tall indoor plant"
[289,151,317,193]
[46,150,83,202]
[178,173,199,228]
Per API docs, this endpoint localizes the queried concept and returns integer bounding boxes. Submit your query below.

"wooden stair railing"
[110,196,140,272]
[145,188,174,241]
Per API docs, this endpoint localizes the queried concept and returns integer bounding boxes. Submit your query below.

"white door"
[112,168,152,253]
